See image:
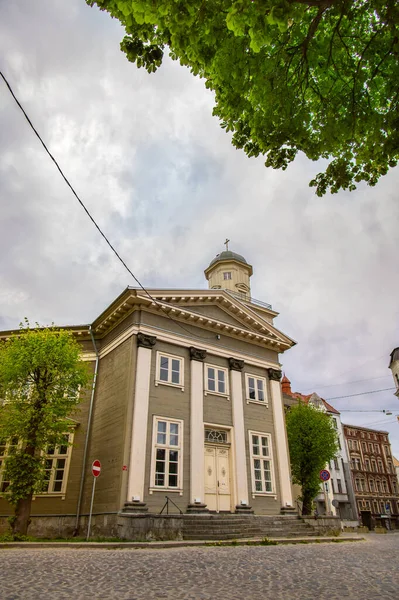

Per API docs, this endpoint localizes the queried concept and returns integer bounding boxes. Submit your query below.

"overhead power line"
[339,409,396,413]
[358,417,397,428]
[326,387,396,401]
[0,71,217,342]
[302,374,391,392]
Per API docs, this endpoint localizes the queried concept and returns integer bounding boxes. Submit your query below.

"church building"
[0,249,297,537]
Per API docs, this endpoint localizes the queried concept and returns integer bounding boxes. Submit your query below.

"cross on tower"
[224,238,230,251]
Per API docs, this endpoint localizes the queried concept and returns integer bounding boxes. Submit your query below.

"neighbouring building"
[394,456,399,485]
[282,377,357,520]
[0,248,298,537]
[389,347,399,398]
[343,424,399,529]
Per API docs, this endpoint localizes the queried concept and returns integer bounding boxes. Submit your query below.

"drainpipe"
[73,324,99,536]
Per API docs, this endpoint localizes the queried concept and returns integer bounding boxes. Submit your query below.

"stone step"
[183,522,303,528]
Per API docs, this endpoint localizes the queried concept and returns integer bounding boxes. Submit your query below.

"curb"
[0,536,365,550]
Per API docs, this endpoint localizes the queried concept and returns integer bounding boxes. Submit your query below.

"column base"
[235,504,254,514]
[122,501,148,513]
[186,503,209,514]
[280,506,297,515]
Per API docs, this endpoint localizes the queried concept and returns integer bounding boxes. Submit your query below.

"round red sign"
[319,469,330,482]
[92,460,101,478]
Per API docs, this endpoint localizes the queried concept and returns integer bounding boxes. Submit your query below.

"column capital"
[268,368,282,381]
[229,357,244,372]
[137,332,157,349]
[189,347,207,362]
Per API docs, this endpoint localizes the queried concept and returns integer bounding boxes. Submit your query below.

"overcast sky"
[1,1,398,455]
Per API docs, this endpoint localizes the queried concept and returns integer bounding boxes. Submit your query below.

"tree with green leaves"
[286,401,338,515]
[0,323,89,536]
[86,0,399,195]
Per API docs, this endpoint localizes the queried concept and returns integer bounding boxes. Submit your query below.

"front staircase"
[182,514,319,540]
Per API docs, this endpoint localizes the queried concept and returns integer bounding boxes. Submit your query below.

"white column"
[127,334,155,502]
[190,350,205,504]
[269,373,294,508]
[230,364,249,506]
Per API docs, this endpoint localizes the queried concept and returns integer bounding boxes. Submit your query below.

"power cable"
[358,417,397,428]
[0,71,218,343]
[326,387,395,401]
[301,374,391,392]
[339,409,397,413]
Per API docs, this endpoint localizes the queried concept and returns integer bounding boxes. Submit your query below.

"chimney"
[281,373,292,395]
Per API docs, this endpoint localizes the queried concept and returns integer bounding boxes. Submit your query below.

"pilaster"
[268,368,294,510]
[230,358,250,510]
[126,333,156,507]
[188,347,208,511]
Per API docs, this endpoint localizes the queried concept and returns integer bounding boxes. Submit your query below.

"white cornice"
[88,288,296,353]
[82,324,281,370]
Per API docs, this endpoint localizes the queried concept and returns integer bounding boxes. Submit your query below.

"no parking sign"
[319,469,330,482]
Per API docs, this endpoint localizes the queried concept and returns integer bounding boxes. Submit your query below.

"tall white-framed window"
[0,437,19,493]
[150,417,183,493]
[204,364,228,396]
[0,434,74,498]
[245,374,268,406]
[249,431,275,495]
[37,433,74,496]
[223,272,232,280]
[155,352,184,391]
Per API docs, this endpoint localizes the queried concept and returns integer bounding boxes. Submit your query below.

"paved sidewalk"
[0,532,364,549]
[1,533,398,599]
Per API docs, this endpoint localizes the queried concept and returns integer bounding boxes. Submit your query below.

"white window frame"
[223,272,232,280]
[155,352,184,391]
[248,431,276,497]
[0,437,20,494]
[245,374,268,406]
[34,433,74,499]
[1,434,74,500]
[150,416,183,495]
[204,364,229,397]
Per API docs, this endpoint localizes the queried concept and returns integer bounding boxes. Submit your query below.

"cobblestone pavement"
[1,535,399,600]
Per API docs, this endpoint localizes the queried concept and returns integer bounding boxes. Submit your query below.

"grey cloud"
[1,0,398,455]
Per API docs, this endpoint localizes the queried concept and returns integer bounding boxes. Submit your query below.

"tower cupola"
[205,241,253,299]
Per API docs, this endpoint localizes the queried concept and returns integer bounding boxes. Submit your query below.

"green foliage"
[286,402,338,514]
[260,537,278,545]
[0,532,33,542]
[0,322,89,507]
[86,0,399,195]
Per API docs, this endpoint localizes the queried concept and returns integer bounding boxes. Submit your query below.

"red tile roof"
[282,375,340,414]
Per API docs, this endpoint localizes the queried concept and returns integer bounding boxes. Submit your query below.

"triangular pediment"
[138,289,295,351]
[177,303,260,331]
[91,287,296,352]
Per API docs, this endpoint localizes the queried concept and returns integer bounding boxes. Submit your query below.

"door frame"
[204,422,236,512]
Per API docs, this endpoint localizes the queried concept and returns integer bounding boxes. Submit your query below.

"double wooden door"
[204,445,231,512]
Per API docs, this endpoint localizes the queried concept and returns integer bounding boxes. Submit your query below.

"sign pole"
[87,459,101,541]
[86,476,97,541]
[319,469,331,516]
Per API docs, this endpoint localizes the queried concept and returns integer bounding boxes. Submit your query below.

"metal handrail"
[160,495,183,515]
[223,289,272,310]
